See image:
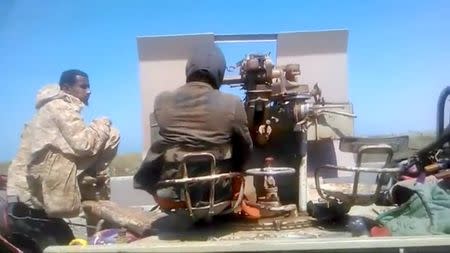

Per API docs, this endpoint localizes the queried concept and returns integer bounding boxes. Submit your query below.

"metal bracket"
[157,152,244,219]
[315,144,400,208]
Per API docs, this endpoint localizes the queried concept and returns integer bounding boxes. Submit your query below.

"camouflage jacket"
[7,85,112,218]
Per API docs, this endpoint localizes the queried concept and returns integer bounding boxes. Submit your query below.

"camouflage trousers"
[25,128,120,219]
[77,128,120,237]
[77,127,120,201]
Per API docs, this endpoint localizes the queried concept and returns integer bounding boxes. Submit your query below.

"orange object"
[240,200,261,219]
[153,176,263,219]
[424,163,440,173]
[370,226,391,237]
[231,176,261,219]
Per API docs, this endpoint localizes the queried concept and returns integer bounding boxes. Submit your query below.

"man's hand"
[79,175,97,186]
[91,117,112,138]
[93,117,112,128]
[79,172,110,186]
[79,172,111,201]
[96,173,110,186]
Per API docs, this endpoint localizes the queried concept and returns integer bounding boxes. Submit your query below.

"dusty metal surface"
[44,235,450,253]
[46,202,447,252]
[137,33,215,157]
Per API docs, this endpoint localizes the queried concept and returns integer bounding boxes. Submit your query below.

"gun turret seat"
[156,144,244,221]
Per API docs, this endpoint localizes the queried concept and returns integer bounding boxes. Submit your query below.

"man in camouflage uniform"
[5,69,120,249]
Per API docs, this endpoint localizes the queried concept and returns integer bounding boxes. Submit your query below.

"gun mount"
[88,31,406,230]
[223,53,356,212]
[224,53,355,144]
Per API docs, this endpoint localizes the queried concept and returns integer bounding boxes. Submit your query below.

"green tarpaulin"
[377,178,450,236]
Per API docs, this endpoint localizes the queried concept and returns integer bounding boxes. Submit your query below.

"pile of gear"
[310,87,450,237]
[373,129,450,237]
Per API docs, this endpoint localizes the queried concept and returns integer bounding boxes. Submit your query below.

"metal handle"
[245,167,296,176]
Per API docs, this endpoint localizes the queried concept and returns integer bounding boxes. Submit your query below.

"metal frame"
[158,155,297,219]
[157,152,244,218]
[245,167,296,176]
[315,143,400,206]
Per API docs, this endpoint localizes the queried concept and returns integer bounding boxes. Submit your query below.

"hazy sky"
[1,0,449,161]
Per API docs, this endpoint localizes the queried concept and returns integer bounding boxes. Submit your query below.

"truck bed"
[46,203,450,253]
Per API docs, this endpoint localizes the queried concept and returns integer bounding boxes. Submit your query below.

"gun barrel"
[223,76,243,85]
[319,110,357,118]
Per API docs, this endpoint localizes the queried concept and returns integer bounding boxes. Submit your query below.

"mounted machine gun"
[223,53,356,213]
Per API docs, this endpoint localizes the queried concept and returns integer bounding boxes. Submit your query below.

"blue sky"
[0,0,449,162]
